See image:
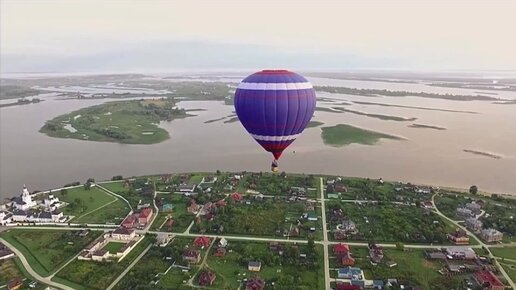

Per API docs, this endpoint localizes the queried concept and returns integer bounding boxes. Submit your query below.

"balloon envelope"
[234,70,316,160]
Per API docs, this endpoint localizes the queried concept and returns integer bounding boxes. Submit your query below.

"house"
[43,194,61,210]
[216,199,227,207]
[11,210,29,222]
[334,230,347,240]
[447,229,470,245]
[480,228,503,243]
[334,243,350,255]
[425,251,447,260]
[0,243,15,261]
[156,233,172,246]
[51,210,64,222]
[11,185,36,210]
[446,247,477,260]
[339,251,356,266]
[92,250,109,262]
[290,187,307,196]
[336,284,360,290]
[218,237,228,248]
[230,192,243,202]
[183,250,201,264]
[122,214,138,228]
[339,220,357,233]
[338,267,362,279]
[373,279,384,289]
[289,226,300,237]
[473,271,504,290]
[187,200,200,213]
[421,201,434,209]
[303,212,318,221]
[248,261,262,272]
[198,271,216,286]
[7,278,23,290]
[466,202,482,215]
[213,247,226,257]
[369,244,384,263]
[138,207,153,226]
[246,276,265,290]
[0,211,13,225]
[465,217,483,232]
[456,207,473,219]
[162,203,174,212]
[193,236,211,248]
[112,228,136,240]
[178,184,196,195]
[334,184,348,193]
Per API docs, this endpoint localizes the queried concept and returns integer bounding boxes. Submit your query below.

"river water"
[1,75,515,199]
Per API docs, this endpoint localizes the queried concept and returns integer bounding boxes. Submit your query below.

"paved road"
[0,237,72,290]
[431,194,516,289]
[106,244,152,290]
[319,177,331,290]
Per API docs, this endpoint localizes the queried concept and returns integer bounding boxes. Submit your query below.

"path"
[319,177,331,290]
[0,238,72,290]
[106,244,152,290]
[187,239,216,287]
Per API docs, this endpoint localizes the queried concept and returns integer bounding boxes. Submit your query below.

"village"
[0,172,515,290]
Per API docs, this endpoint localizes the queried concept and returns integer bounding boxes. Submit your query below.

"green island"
[321,124,402,147]
[0,98,42,108]
[463,149,502,159]
[352,100,478,114]
[1,172,516,290]
[0,84,40,100]
[39,98,195,144]
[307,121,324,128]
[315,85,500,101]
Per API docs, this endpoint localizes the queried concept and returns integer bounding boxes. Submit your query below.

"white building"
[12,185,37,211]
[44,195,62,211]
[112,228,136,241]
[0,211,13,225]
[11,210,29,222]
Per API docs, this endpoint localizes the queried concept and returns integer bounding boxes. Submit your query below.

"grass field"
[55,236,151,290]
[0,258,23,285]
[321,124,401,147]
[98,181,153,210]
[1,229,101,277]
[151,193,193,232]
[491,246,516,260]
[55,186,130,224]
[103,242,126,254]
[500,261,516,284]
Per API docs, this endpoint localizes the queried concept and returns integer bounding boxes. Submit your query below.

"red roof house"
[474,271,504,290]
[246,277,265,290]
[122,214,137,228]
[216,199,227,207]
[339,251,356,266]
[198,271,216,286]
[193,236,211,248]
[230,192,243,201]
[336,284,360,290]
[334,243,350,255]
[138,207,153,226]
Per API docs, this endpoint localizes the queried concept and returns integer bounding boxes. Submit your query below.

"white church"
[11,185,37,210]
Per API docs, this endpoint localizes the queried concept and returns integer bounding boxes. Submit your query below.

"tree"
[396,242,405,251]
[60,189,68,196]
[469,185,478,195]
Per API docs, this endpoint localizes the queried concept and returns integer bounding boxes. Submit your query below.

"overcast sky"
[1,0,516,71]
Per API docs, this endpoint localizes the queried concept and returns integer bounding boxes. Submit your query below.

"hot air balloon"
[234,70,316,172]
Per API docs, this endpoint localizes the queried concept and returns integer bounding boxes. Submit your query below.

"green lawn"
[55,186,130,224]
[152,193,194,233]
[321,124,401,147]
[11,258,49,290]
[0,258,23,285]
[500,261,516,285]
[1,229,101,277]
[491,246,516,260]
[55,236,152,290]
[103,242,126,254]
[98,181,153,210]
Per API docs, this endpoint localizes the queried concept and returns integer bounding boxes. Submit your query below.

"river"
[1,75,515,199]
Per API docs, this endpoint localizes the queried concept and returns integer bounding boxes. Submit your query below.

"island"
[321,124,402,147]
[408,124,447,130]
[0,98,42,108]
[39,98,195,144]
[315,86,501,101]
[0,172,515,290]
[464,149,502,159]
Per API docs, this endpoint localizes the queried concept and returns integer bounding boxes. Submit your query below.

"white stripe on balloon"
[250,133,301,141]
[237,82,313,90]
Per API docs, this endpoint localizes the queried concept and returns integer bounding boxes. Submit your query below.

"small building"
[303,212,318,221]
[446,247,477,260]
[0,244,15,261]
[369,244,384,263]
[162,203,174,212]
[11,210,29,222]
[122,214,138,228]
[187,200,200,213]
[456,207,473,219]
[178,184,197,195]
[7,278,23,290]
[230,192,243,202]
[183,250,201,264]
[465,218,483,232]
[213,247,226,257]
[336,284,360,290]
[338,267,362,279]
[334,243,350,255]
[112,228,136,241]
[447,229,470,245]
[339,252,356,266]
[218,237,228,248]
[248,261,262,272]
[425,251,447,260]
[473,271,504,290]
[480,228,503,243]
[92,250,109,262]
[246,276,265,290]
[0,211,13,225]
[198,271,216,286]
[193,236,211,248]
[466,202,482,215]
[138,207,153,226]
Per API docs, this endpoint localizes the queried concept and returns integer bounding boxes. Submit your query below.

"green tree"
[469,185,478,195]
[396,242,405,251]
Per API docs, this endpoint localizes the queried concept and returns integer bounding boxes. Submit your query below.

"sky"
[1,0,516,72]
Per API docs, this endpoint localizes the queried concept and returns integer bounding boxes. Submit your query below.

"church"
[11,185,37,210]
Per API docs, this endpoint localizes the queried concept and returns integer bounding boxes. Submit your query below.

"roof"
[338,267,361,275]
[246,277,265,290]
[139,207,152,218]
[38,212,52,219]
[93,249,108,256]
[474,271,504,287]
[123,215,137,224]
[336,285,360,290]
[248,261,262,267]
[198,271,216,285]
[113,228,135,235]
[193,236,211,247]
[334,243,350,253]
